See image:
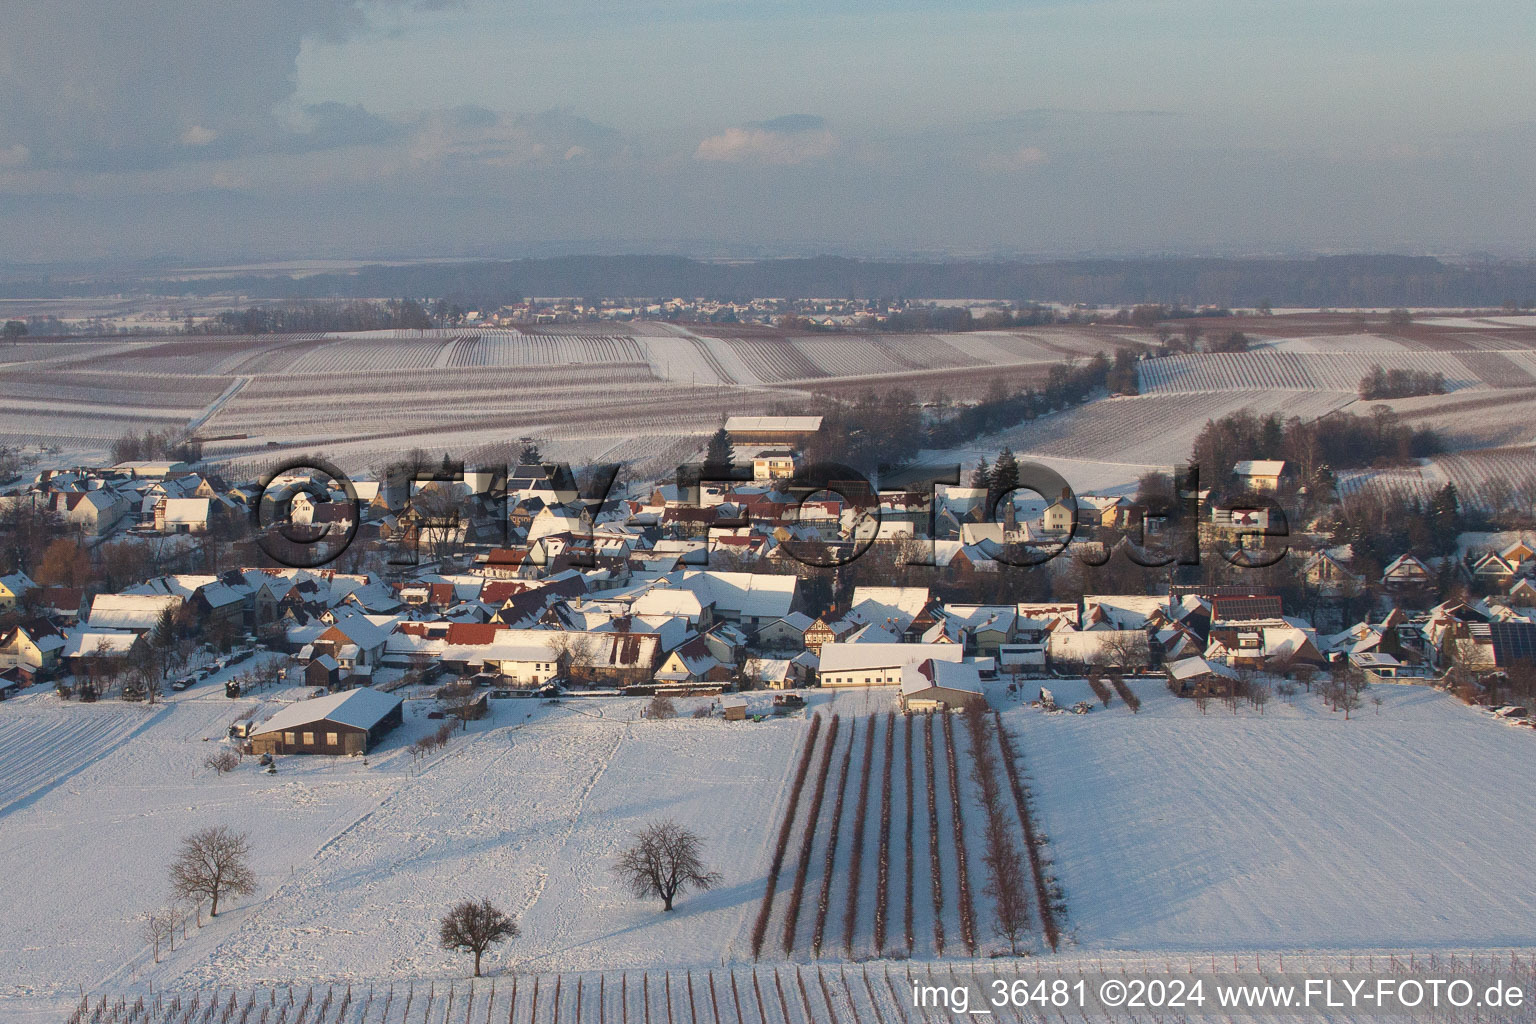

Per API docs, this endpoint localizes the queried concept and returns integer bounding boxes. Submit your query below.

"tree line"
[189,299,434,335]
[1191,405,1443,494]
[1358,364,1447,400]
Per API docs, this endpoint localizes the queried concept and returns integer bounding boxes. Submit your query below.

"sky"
[3,0,1536,264]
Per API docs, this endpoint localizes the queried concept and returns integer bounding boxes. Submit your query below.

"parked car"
[171,676,195,692]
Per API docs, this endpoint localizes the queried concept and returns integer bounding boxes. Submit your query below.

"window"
[326,732,339,746]
[284,731,296,744]
[302,731,315,745]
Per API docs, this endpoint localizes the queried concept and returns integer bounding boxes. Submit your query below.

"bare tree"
[169,826,257,916]
[647,694,677,720]
[204,749,240,774]
[438,897,518,977]
[1249,682,1272,716]
[613,820,722,912]
[142,911,172,963]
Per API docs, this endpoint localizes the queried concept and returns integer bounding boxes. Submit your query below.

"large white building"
[818,642,964,687]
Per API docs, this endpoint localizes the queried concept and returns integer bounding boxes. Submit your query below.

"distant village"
[3,414,1536,751]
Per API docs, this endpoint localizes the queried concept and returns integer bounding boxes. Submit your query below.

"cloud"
[180,126,219,147]
[0,0,455,171]
[979,144,1048,173]
[695,115,839,165]
[406,107,626,168]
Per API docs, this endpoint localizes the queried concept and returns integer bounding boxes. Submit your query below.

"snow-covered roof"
[159,497,210,524]
[1166,656,1237,681]
[63,628,139,658]
[251,687,402,737]
[899,658,982,696]
[87,593,182,631]
[818,642,963,674]
[724,415,822,432]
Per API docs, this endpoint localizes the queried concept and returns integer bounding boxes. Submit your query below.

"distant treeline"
[798,349,1140,473]
[8,254,1536,308]
[189,299,433,334]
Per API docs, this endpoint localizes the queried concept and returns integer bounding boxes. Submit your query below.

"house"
[154,497,210,533]
[755,611,814,650]
[312,614,390,677]
[846,586,932,637]
[1447,621,1536,677]
[803,615,856,655]
[1041,499,1076,534]
[0,622,66,681]
[655,636,733,684]
[1469,552,1518,588]
[1165,656,1240,697]
[940,605,1016,654]
[1302,550,1360,589]
[818,642,963,687]
[1382,554,1433,588]
[49,490,130,536]
[1349,651,1405,682]
[86,593,183,633]
[0,571,37,610]
[1232,459,1288,491]
[34,586,85,623]
[1047,629,1152,671]
[898,658,985,712]
[751,450,798,481]
[248,687,404,756]
[306,653,341,691]
[1208,594,1285,626]
[61,628,140,674]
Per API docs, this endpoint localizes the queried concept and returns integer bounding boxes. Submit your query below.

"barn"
[248,686,403,756]
[723,415,823,446]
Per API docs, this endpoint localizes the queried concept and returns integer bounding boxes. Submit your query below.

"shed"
[721,696,748,721]
[249,686,403,755]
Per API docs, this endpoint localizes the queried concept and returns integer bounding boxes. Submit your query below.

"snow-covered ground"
[5,678,1536,1022]
[0,686,811,1010]
[1004,679,1536,952]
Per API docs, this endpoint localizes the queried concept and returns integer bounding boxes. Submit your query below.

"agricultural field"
[1336,447,1536,512]
[750,692,1055,964]
[1136,350,1489,394]
[1005,679,1536,952]
[0,686,806,1009]
[928,391,1357,495]
[0,702,163,814]
[13,681,1536,1024]
[1353,388,1536,451]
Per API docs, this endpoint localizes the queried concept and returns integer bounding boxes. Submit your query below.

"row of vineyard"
[448,332,649,368]
[752,710,1059,961]
[1137,351,1488,393]
[71,954,1536,1024]
[1339,448,1536,513]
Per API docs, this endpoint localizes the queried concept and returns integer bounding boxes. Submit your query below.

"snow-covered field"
[1006,679,1536,952]
[0,686,808,1009]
